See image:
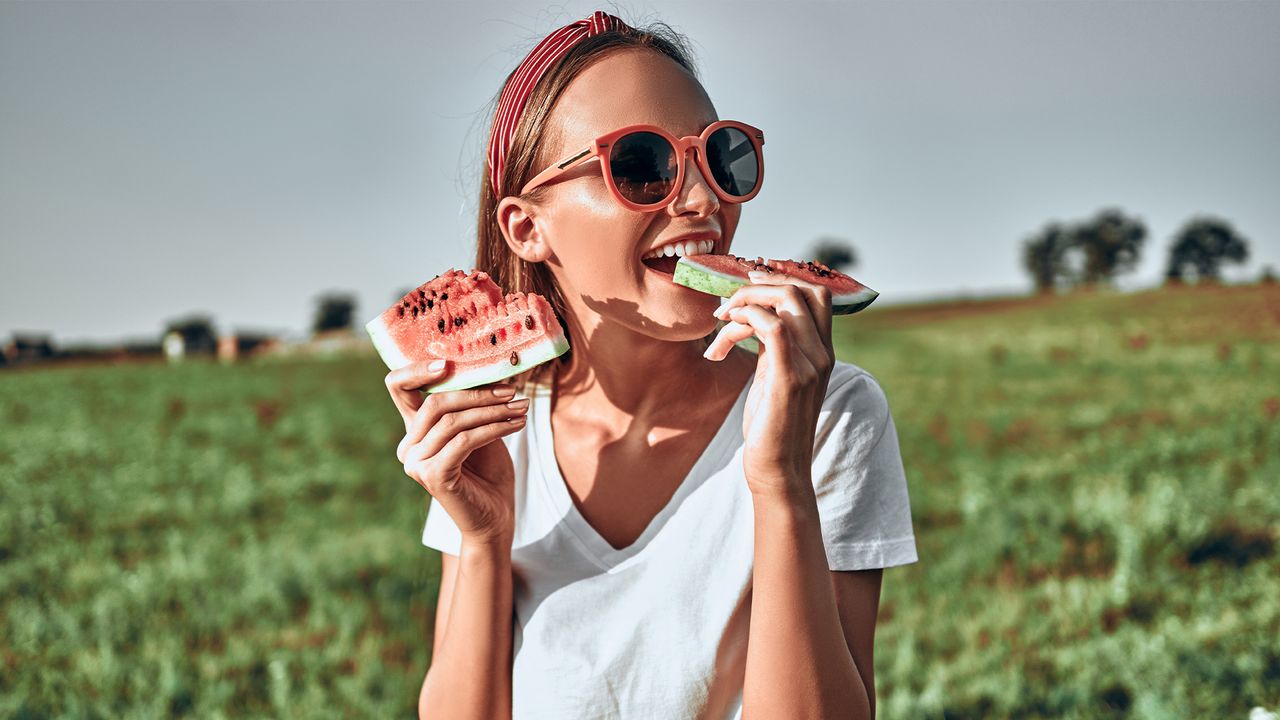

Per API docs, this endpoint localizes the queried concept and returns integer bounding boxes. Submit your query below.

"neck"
[552,306,751,429]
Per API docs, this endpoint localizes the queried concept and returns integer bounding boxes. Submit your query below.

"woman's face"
[525,48,741,341]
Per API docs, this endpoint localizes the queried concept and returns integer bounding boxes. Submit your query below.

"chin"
[648,295,721,341]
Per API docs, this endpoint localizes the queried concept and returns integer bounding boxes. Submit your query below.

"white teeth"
[642,239,719,260]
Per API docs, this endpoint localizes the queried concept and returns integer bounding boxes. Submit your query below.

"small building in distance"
[162,316,218,363]
[217,332,281,363]
[3,333,56,366]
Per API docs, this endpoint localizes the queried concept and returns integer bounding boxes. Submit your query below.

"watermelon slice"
[365,270,569,393]
[673,254,879,315]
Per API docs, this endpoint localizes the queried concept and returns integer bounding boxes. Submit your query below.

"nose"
[667,148,720,219]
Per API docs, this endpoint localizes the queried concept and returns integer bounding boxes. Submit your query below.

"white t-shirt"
[421,360,917,719]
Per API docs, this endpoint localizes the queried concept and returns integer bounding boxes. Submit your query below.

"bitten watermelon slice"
[673,254,879,315]
[365,270,569,393]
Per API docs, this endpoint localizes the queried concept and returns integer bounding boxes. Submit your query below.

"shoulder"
[812,361,894,452]
[822,360,891,419]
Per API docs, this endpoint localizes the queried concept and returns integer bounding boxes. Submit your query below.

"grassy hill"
[1,284,1277,718]
[847,284,1280,717]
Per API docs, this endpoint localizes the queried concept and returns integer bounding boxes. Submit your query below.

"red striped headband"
[487,11,631,199]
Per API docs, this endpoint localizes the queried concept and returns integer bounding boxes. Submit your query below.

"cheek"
[544,186,649,281]
[720,205,742,246]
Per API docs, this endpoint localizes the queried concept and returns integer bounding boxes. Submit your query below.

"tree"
[810,237,858,272]
[1164,216,1250,284]
[312,292,357,335]
[1022,222,1071,294]
[1070,208,1147,287]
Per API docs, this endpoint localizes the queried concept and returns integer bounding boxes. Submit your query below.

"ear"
[497,196,553,263]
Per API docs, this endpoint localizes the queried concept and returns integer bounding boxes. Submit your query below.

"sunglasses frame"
[519,120,765,211]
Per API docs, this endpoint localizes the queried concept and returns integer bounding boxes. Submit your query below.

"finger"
[385,359,450,427]
[703,320,754,362]
[753,266,834,347]
[405,397,529,462]
[715,282,820,342]
[718,291,830,372]
[723,304,787,351]
[726,305,822,387]
[431,415,529,471]
[399,384,519,459]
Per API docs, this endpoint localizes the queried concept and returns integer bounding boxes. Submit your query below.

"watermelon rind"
[365,314,414,371]
[365,314,569,393]
[673,256,880,315]
[672,259,748,299]
[425,334,569,394]
[829,287,880,315]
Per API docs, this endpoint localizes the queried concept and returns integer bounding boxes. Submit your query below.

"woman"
[383,11,917,719]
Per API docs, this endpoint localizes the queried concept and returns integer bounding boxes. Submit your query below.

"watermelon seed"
[441,293,448,300]
[418,290,426,299]
[453,317,465,327]
[490,333,497,345]
[426,299,433,309]
[411,306,418,318]
[437,319,446,332]
[510,351,519,366]
[524,315,535,329]
[397,306,405,317]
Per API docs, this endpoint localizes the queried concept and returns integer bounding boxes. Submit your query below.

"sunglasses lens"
[609,132,677,205]
[706,127,759,197]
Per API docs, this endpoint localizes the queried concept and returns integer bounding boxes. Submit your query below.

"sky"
[2,0,1278,345]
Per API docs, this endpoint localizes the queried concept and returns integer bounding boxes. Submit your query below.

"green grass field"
[2,284,1278,718]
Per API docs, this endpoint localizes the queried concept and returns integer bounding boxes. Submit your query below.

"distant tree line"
[1022,210,1255,293]
[2,291,363,371]
[160,291,359,357]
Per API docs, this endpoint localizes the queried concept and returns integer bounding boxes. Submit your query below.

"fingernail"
[492,385,515,398]
[507,415,527,424]
[506,398,530,410]
[702,345,716,360]
[428,359,446,372]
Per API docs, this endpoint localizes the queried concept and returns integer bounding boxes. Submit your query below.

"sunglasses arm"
[519,147,599,196]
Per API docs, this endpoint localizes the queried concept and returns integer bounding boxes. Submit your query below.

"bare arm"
[743,486,871,719]
[419,545,513,720]
[695,257,893,716]
[382,361,524,720]
[834,568,883,719]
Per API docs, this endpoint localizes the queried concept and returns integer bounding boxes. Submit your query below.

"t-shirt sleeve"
[421,498,463,556]
[810,367,918,571]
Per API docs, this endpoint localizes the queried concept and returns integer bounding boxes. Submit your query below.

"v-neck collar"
[531,374,753,571]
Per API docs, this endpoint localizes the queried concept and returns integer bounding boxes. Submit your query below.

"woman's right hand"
[385,360,529,545]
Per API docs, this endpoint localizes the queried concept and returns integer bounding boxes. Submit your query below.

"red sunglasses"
[520,120,765,211]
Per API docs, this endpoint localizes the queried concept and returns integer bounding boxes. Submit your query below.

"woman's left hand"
[703,265,835,499]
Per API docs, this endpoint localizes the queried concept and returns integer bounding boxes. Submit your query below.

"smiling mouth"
[641,238,719,276]
[641,256,680,275]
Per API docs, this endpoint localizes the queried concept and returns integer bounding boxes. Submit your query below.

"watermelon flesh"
[365,270,569,393]
[673,254,879,315]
